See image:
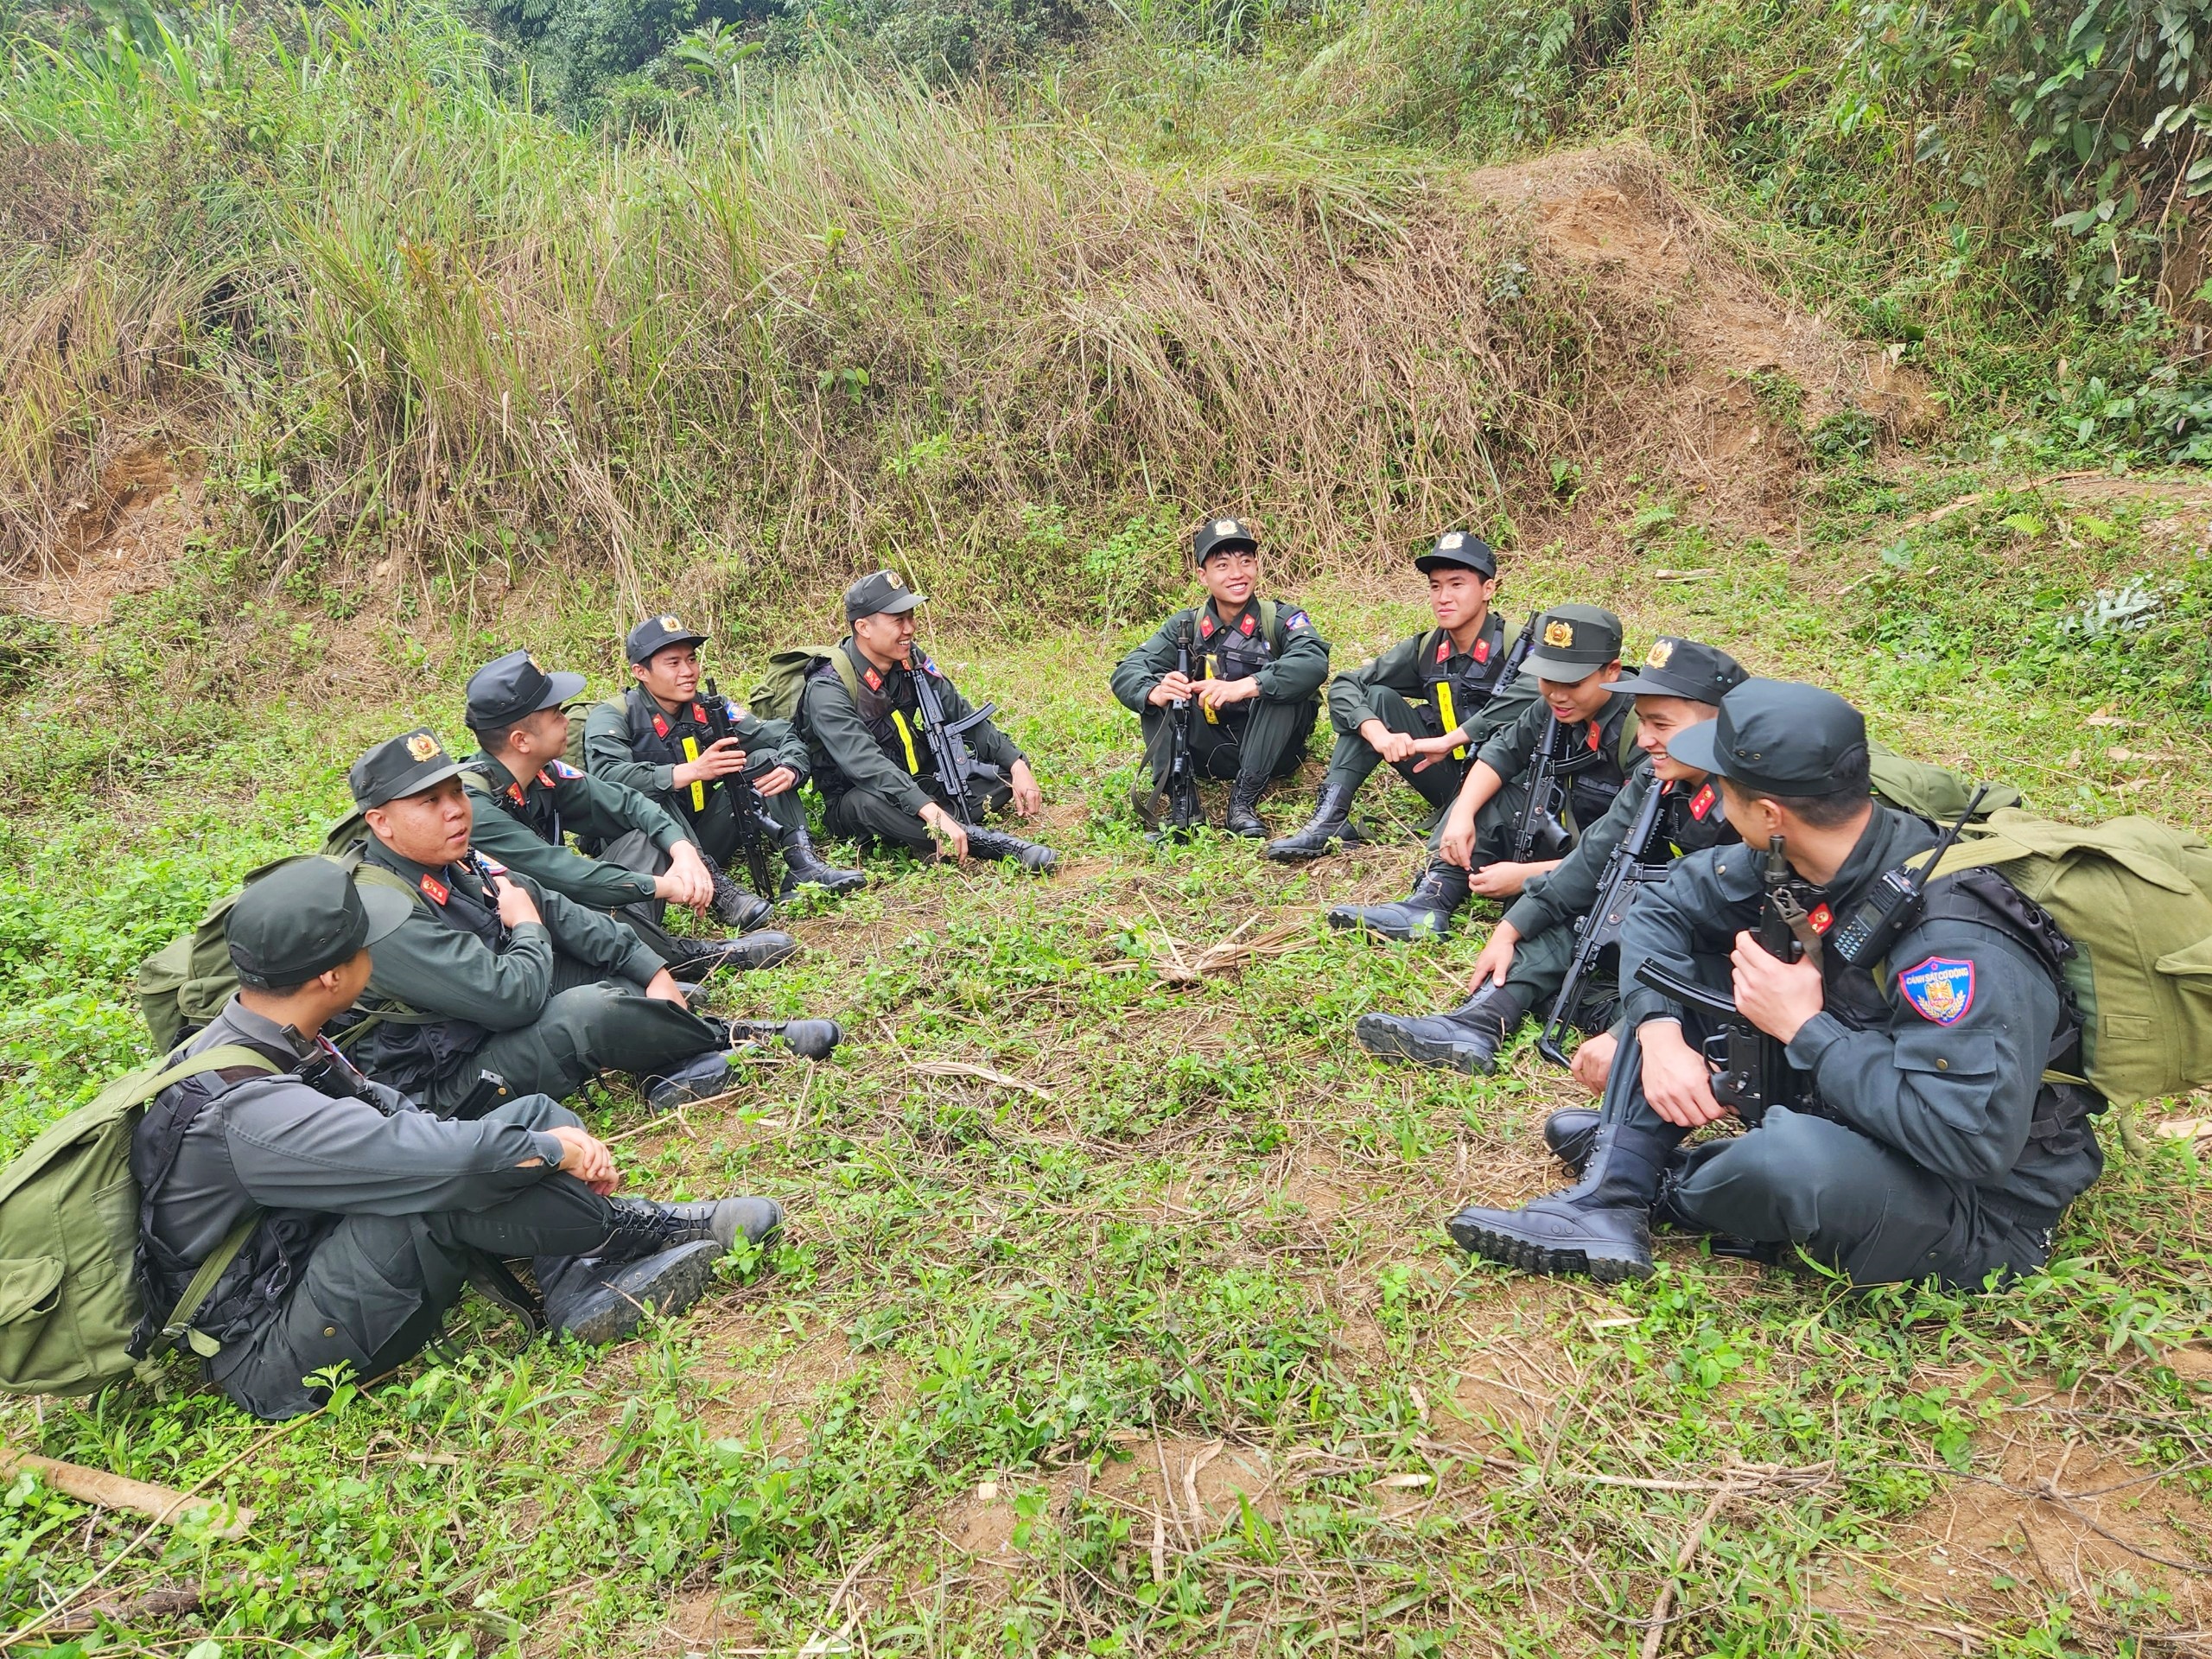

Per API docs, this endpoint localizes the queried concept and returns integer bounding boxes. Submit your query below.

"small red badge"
[652,714,670,738]
[1199,616,1216,639]
[419,873,449,905]
[1240,613,1255,634]
[1810,904,1834,934]
[1436,640,1451,663]
[1586,722,1602,752]
[690,702,708,724]
[1689,783,1714,820]
[1473,639,1491,663]
[863,667,883,691]
[505,782,526,805]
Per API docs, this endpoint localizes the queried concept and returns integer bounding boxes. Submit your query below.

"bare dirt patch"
[3,442,207,625]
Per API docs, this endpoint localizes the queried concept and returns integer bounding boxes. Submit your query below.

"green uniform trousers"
[213,1095,616,1420]
[1139,696,1319,793]
[598,806,800,965]
[419,955,726,1116]
[822,768,1014,854]
[1322,686,1471,813]
[1607,1028,2057,1287]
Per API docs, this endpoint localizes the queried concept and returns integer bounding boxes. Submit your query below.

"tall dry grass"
[0,3,1666,617]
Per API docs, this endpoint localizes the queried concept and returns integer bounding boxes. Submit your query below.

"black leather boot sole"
[1446,1205,1656,1282]
[1354,1014,1499,1075]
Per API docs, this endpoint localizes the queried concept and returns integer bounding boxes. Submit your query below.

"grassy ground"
[4,479,2212,1656]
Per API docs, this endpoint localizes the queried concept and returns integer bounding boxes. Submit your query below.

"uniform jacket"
[347,839,663,1094]
[798,639,1024,817]
[1110,597,1331,717]
[1619,804,2101,1220]
[1327,615,1528,748]
[582,686,809,855]
[1477,685,1640,832]
[461,750,686,908]
[1505,759,1734,942]
[137,1000,565,1377]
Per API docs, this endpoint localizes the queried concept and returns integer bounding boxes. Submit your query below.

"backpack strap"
[141,1045,283,1357]
[1259,598,1282,652]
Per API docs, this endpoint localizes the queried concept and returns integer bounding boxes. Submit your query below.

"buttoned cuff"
[654,764,677,792]
[525,1131,568,1170]
[1502,893,1551,938]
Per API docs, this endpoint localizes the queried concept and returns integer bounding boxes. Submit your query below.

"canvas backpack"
[1867,745,2023,824]
[1928,809,2212,1109]
[0,1046,279,1396]
[750,645,859,724]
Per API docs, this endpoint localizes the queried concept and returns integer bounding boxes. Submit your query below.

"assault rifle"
[1624,836,1807,1123]
[702,677,779,897]
[1154,632,1202,844]
[907,656,998,823]
[1534,780,1669,1066]
[1509,715,1574,862]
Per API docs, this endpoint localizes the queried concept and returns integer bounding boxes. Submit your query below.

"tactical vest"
[1654,779,1734,861]
[1550,713,1635,832]
[1415,618,1515,760]
[612,686,728,823]
[809,648,936,783]
[345,849,503,1093]
[131,1047,339,1356]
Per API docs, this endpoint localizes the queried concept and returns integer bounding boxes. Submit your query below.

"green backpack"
[1867,745,2023,823]
[137,830,411,1052]
[1929,810,2212,1109]
[0,1046,279,1396]
[750,646,859,724]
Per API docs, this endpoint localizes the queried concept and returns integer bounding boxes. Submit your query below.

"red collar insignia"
[1586,722,1602,752]
[652,714,670,738]
[690,702,707,724]
[863,667,883,691]
[1473,639,1490,663]
[419,873,449,905]
[1436,640,1451,663]
[1239,612,1255,634]
[505,782,526,805]
[1689,783,1714,820]
[534,769,555,789]
[1199,615,1216,639]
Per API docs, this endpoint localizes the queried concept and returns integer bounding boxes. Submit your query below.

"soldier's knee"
[1714,1110,1859,1234]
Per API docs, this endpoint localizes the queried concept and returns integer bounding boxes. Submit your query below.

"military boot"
[666,931,799,979]
[1263,782,1363,862]
[1446,1115,1687,1282]
[725,1018,842,1060]
[643,1051,739,1110]
[1356,982,1529,1075]
[1541,1108,1601,1175]
[964,826,1058,873]
[538,1195,784,1345]
[1224,777,1268,839]
[706,861,775,931]
[778,824,867,897]
[1325,861,1471,942]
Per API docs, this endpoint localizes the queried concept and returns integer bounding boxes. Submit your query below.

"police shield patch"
[1898,956,1975,1026]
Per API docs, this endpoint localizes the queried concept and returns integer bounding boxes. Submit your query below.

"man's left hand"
[752,766,799,798]
[1008,759,1044,817]
[659,841,715,911]
[1731,931,1825,1045]
[1468,858,1556,899]
[1193,677,1260,712]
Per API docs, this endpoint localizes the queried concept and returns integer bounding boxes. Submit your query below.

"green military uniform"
[1108,517,1330,839]
[135,857,782,1419]
[1328,603,1635,943]
[582,614,863,902]
[461,650,795,977]
[1448,680,2103,1288]
[337,731,736,1117]
[795,571,1054,869]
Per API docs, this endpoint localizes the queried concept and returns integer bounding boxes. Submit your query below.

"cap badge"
[658,613,682,631]
[1212,518,1239,536]
[1440,531,1465,550]
[405,733,440,762]
[884,571,904,588]
[1647,639,1675,669]
[1543,619,1575,649]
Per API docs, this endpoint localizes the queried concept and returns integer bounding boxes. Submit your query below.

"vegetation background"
[6,0,2212,1652]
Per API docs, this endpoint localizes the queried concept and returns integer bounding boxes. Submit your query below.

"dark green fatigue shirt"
[581,687,810,855]
[1325,615,1529,746]
[461,751,687,909]
[798,639,1026,819]
[1109,597,1332,716]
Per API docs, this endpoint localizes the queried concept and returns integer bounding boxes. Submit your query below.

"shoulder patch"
[1898,956,1976,1026]
[921,655,943,677]
[549,760,582,779]
[1282,609,1311,632]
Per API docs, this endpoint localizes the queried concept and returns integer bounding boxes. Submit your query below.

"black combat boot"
[706,861,775,931]
[643,1051,738,1110]
[666,931,799,979]
[1224,777,1268,839]
[1356,982,1529,1075]
[1325,860,1471,942]
[725,1018,842,1060]
[1263,782,1363,862]
[1446,1115,1687,1282]
[963,826,1058,873]
[538,1195,784,1345]
[778,823,867,897]
[1542,1108,1601,1175]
